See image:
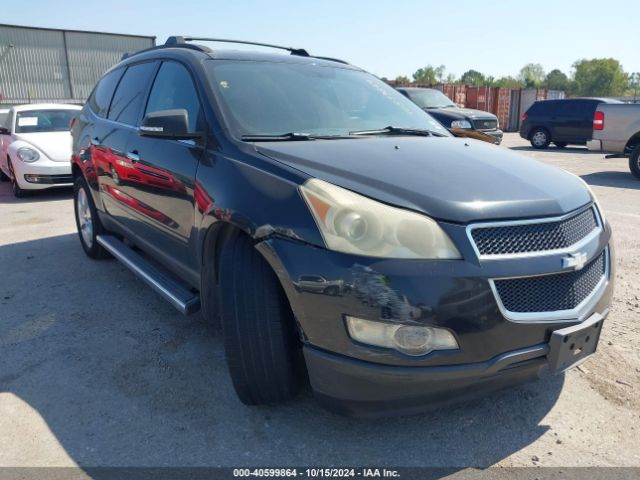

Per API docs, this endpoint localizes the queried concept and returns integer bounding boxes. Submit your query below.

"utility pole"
[632,73,639,104]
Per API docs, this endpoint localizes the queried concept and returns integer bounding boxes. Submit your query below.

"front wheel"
[74,175,109,259]
[530,128,551,149]
[630,145,640,180]
[8,160,27,198]
[218,231,301,405]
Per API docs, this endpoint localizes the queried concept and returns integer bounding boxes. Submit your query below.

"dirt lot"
[0,133,639,470]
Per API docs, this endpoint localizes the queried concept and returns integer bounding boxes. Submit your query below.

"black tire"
[73,175,109,259]
[0,165,8,182]
[7,159,28,198]
[530,128,551,149]
[630,145,640,180]
[324,285,339,296]
[554,142,568,148]
[218,231,300,405]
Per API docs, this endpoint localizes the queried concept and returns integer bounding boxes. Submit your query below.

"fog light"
[345,316,459,356]
[24,174,42,183]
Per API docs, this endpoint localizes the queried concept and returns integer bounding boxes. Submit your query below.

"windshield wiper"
[241,132,355,142]
[241,132,315,142]
[349,126,444,137]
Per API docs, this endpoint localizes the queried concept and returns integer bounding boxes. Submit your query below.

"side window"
[88,68,125,118]
[145,61,203,132]
[108,62,157,126]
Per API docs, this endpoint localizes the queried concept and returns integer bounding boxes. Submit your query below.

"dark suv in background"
[520,98,622,149]
[71,36,613,416]
[397,87,503,145]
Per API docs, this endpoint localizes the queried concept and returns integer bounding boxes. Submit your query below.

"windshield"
[15,109,76,134]
[404,89,456,109]
[205,60,449,138]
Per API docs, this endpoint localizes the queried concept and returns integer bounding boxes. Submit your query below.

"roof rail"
[165,36,310,57]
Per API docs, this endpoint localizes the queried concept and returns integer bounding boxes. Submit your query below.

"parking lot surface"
[1,133,639,469]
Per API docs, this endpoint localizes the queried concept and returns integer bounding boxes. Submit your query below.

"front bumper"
[257,216,613,415]
[304,343,548,416]
[12,157,72,190]
[481,128,504,144]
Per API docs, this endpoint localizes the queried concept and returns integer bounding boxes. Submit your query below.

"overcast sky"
[4,0,639,80]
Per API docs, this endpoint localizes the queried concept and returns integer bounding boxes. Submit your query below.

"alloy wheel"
[77,187,94,248]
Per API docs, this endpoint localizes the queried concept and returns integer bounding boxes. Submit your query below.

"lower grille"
[473,119,498,130]
[493,250,607,314]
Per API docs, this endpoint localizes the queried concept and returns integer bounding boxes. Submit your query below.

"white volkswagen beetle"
[0,103,81,197]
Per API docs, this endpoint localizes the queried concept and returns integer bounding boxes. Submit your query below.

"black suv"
[397,87,503,145]
[71,37,613,416]
[520,98,622,149]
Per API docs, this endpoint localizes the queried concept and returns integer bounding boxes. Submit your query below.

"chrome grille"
[470,207,599,256]
[493,250,606,314]
[473,119,498,130]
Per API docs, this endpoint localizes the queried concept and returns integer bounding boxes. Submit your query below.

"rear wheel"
[530,128,551,149]
[74,175,109,259]
[630,145,640,180]
[0,164,8,182]
[554,142,568,148]
[218,231,301,405]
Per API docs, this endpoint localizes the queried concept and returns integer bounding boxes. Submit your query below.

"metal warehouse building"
[0,24,155,106]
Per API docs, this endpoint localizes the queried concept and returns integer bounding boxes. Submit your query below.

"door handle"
[126,151,140,163]
[90,137,101,146]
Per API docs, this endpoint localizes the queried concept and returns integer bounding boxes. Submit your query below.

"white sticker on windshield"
[18,117,38,127]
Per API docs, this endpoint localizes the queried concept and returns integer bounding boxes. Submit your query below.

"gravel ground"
[0,133,639,471]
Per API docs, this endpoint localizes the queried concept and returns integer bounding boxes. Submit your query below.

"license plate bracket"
[548,313,603,375]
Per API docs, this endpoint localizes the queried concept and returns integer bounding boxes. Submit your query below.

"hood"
[256,137,591,223]
[13,132,72,162]
[426,107,497,121]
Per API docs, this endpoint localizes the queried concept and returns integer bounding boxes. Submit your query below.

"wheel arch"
[624,131,640,153]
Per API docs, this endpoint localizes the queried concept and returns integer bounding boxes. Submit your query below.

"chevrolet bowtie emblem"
[562,252,588,270]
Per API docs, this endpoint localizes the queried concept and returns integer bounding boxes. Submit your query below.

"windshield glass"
[15,109,76,134]
[404,89,456,109]
[205,60,449,138]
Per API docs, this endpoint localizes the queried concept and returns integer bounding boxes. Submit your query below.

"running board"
[96,235,200,315]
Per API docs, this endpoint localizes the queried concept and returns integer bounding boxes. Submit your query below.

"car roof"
[12,103,82,112]
[116,41,361,73]
[537,98,617,103]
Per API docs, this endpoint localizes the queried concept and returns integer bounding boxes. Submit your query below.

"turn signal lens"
[346,316,459,356]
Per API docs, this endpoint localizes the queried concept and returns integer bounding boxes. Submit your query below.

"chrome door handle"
[90,137,101,146]
[126,151,140,162]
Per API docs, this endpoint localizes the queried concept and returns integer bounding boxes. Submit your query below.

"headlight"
[451,120,472,129]
[17,147,40,163]
[299,178,461,259]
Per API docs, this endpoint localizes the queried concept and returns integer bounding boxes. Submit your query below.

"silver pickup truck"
[587,103,640,179]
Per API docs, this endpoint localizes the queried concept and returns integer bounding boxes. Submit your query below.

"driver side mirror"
[139,109,201,140]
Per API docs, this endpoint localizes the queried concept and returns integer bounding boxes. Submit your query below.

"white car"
[0,103,81,197]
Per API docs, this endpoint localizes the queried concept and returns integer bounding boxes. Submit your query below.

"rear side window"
[108,62,157,126]
[88,68,125,118]
[145,61,203,132]
[529,101,557,115]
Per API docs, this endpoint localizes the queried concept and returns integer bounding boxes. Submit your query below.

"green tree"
[544,69,570,91]
[519,63,545,88]
[412,65,446,84]
[572,58,629,96]
[459,69,486,86]
[493,76,523,88]
[394,75,411,84]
